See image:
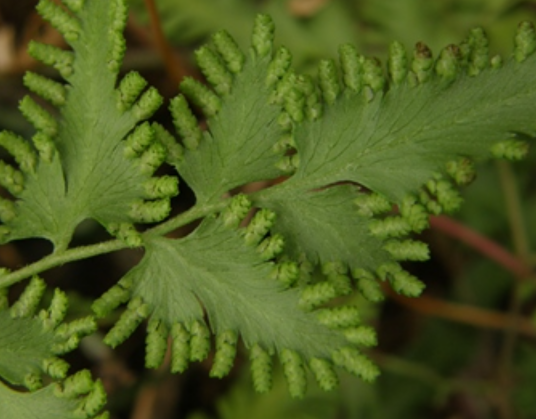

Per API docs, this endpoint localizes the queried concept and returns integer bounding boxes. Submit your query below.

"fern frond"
[0,0,176,250]
[0,369,108,419]
[254,21,536,307]
[92,195,379,396]
[0,278,96,390]
[171,14,298,204]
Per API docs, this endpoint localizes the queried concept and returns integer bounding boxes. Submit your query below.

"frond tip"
[250,344,273,393]
[514,21,536,62]
[281,349,307,398]
[210,330,238,378]
[103,297,149,347]
[145,319,168,368]
[36,0,81,43]
[10,276,46,319]
[251,14,275,58]
[332,347,379,382]
[212,30,245,74]
[310,358,338,391]
[195,46,233,96]
[0,279,97,391]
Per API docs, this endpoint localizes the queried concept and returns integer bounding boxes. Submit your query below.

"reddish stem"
[429,215,533,279]
[142,0,185,85]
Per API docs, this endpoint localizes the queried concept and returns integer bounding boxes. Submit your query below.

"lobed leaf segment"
[0,277,96,390]
[0,278,106,418]
[0,0,178,251]
[92,194,380,398]
[255,18,536,302]
[167,14,298,204]
[0,369,108,419]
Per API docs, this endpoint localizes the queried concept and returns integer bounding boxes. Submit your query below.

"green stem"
[0,200,228,289]
[145,199,227,237]
[497,161,531,262]
[0,239,125,289]
[495,160,531,419]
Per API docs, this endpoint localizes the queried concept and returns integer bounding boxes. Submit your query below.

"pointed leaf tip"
[388,41,408,84]
[117,71,148,112]
[310,358,338,391]
[250,344,273,393]
[252,14,275,58]
[169,95,202,150]
[210,330,238,378]
[195,45,233,96]
[281,349,307,398]
[0,161,25,196]
[491,139,529,160]
[463,27,489,76]
[37,0,81,43]
[0,198,16,223]
[436,44,460,81]
[145,319,168,369]
[353,269,385,303]
[213,30,245,74]
[24,72,67,107]
[180,78,221,117]
[339,43,364,93]
[318,59,340,105]
[10,276,46,319]
[299,282,338,311]
[266,46,292,87]
[411,42,434,83]
[103,297,149,348]
[19,96,58,137]
[515,21,536,62]
[171,323,190,373]
[123,122,155,159]
[332,347,379,382]
[243,208,277,246]
[363,57,385,92]
[221,194,252,228]
[107,0,128,73]
[0,131,37,174]
[316,306,361,329]
[189,320,211,362]
[39,288,68,330]
[133,87,163,121]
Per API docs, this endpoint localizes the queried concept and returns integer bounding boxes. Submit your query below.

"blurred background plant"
[0,0,535,418]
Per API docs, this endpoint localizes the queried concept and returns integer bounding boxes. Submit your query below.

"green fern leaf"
[92,201,375,394]
[0,278,96,389]
[0,370,108,419]
[254,23,536,297]
[274,36,535,202]
[173,15,294,204]
[0,0,176,250]
[257,185,391,272]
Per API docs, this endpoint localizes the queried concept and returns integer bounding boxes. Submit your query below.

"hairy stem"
[145,200,228,237]
[0,200,228,288]
[0,238,125,289]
